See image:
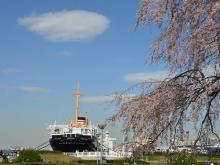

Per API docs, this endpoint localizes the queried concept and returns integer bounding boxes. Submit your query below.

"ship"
[48,85,98,152]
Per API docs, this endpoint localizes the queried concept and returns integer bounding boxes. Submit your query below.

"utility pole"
[98,123,107,164]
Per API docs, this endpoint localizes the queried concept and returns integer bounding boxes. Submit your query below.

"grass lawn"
[1,151,220,164]
[39,152,76,164]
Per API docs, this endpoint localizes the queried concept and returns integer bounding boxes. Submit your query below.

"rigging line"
[34,141,49,150]
[37,143,50,151]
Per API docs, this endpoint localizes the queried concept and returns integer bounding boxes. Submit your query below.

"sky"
[0,0,167,148]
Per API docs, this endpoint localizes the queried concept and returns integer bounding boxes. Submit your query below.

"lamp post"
[98,123,107,164]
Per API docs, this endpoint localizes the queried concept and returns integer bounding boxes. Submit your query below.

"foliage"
[112,0,220,156]
[15,149,42,163]
[38,150,62,154]
[137,0,220,71]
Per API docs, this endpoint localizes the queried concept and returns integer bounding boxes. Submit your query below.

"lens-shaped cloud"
[20,86,50,93]
[18,10,110,42]
[123,70,175,83]
[80,95,114,104]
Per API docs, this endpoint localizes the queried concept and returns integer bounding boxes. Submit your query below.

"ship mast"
[73,82,82,128]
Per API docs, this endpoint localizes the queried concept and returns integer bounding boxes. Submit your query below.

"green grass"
[39,152,76,164]
[138,153,220,164]
[1,151,220,165]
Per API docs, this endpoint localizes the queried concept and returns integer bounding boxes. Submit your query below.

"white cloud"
[123,70,174,83]
[20,86,50,93]
[1,68,20,74]
[80,94,135,104]
[203,64,220,76]
[18,10,110,42]
[80,95,115,104]
[123,65,220,83]
[57,49,74,58]
[58,50,73,57]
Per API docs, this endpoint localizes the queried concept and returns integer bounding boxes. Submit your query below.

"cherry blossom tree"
[111,0,220,154]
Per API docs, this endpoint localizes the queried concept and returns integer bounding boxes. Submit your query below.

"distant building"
[0,156,3,163]
[103,131,116,151]
[0,149,20,162]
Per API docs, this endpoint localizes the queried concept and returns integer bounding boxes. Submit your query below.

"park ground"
[1,151,220,165]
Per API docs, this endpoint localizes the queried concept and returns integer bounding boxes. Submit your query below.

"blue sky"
[0,0,166,148]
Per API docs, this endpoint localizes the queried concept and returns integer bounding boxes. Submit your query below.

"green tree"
[16,149,41,163]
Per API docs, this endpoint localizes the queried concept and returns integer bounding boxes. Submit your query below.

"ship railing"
[50,132,95,137]
[48,124,68,129]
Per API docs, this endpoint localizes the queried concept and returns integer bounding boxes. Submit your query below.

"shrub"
[16,149,42,163]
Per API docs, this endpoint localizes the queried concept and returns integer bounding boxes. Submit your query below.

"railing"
[49,125,97,136]
[64,151,132,160]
